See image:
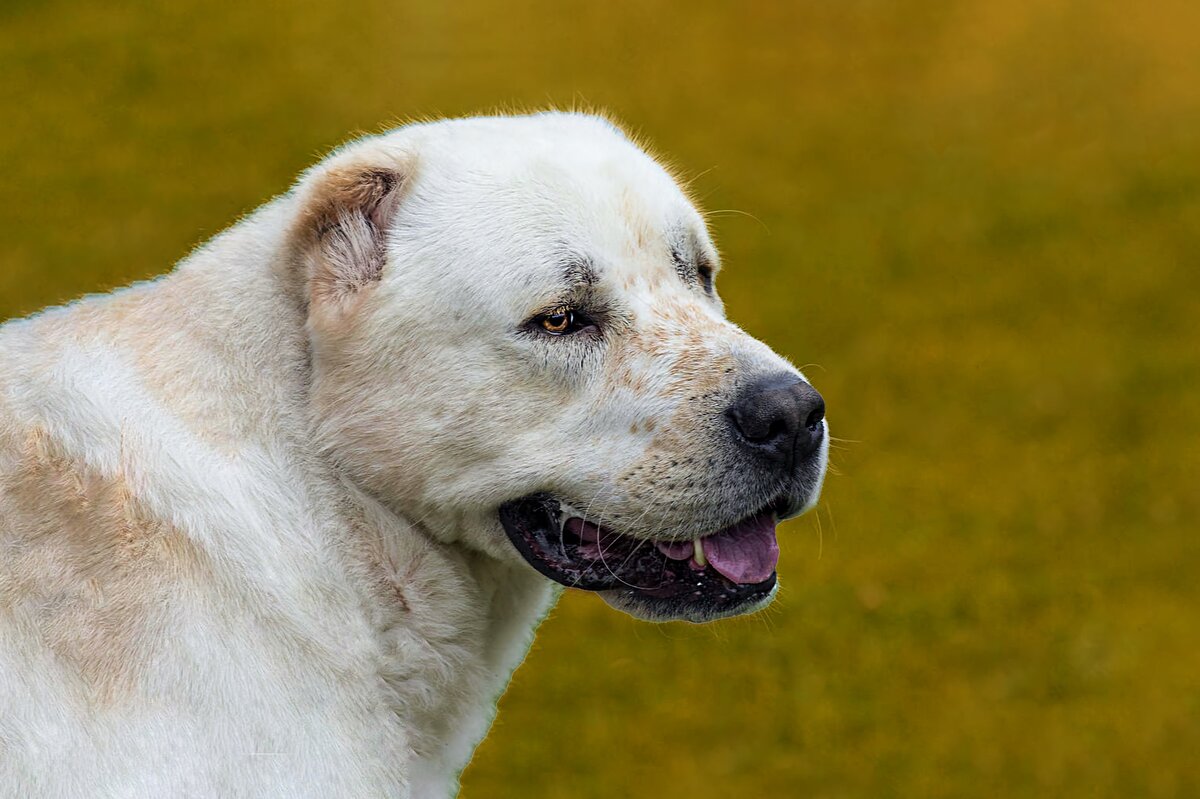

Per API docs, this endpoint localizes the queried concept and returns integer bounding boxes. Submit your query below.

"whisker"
[583,491,645,590]
[813,505,825,560]
[701,208,770,234]
[824,500,840,542]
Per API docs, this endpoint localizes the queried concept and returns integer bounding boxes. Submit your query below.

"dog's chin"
[497,492,795,624]
[598,580,779,623]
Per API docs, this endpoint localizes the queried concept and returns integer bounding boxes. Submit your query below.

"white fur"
[0,113,825,797]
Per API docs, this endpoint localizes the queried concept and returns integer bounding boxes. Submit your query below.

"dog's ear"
[293,151,413,312]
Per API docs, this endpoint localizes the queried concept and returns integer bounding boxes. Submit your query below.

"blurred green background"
[2,0,1198,796]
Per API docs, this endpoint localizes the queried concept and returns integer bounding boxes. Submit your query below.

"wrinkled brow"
[528,254,602,314]
[667,227,716,290]
[560,256,599,289]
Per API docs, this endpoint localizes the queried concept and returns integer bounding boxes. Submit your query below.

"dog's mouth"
[498,493,788,621]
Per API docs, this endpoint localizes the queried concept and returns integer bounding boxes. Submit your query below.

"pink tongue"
[565,518,604,559]
[703,514,780,585]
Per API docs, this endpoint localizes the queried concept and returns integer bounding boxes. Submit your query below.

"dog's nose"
[727,373,825,466]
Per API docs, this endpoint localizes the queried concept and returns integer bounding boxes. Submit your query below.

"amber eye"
[540,310,575,335]
[531,306,597,337]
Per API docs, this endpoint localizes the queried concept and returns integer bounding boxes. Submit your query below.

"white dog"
[0,113,828,797]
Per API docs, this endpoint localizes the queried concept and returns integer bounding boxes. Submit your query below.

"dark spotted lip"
[497,493,778,612]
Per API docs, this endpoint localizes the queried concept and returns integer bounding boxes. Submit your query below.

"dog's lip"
[497,493,783,617]
[564,502,783,585]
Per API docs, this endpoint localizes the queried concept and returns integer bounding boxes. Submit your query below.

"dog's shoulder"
[0,301,413,795]
[0,305,208,704]
[0,418,202,701]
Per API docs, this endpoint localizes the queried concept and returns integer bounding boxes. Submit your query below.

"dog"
[0,112,828,797]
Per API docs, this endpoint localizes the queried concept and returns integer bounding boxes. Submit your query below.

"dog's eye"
[697,261,715,294]
[540,310,576,335]
[534,308,594,337]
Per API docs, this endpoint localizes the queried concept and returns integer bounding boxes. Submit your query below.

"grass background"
[2,0,1198,795]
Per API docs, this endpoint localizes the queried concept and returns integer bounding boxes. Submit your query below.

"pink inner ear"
[306,166,407,307]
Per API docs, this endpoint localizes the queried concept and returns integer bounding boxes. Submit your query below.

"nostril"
[805,398,826,431]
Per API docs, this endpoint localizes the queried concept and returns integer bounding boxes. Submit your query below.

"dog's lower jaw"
[599,581,779,623]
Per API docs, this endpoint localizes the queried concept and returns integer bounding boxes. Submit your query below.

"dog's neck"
[187,198,559,785]
[13,197,557,793]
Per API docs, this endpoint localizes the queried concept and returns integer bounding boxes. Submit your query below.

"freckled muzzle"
[498,493,782,621]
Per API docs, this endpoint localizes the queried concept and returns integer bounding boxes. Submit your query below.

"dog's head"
[292,113,827,622]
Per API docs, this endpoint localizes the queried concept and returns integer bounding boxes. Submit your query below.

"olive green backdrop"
[2,1,1197,796]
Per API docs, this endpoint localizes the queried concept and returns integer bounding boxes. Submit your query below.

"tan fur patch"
[0,428,205,703]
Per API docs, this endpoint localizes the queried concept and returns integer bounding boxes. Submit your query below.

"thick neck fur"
[0,197,554,797]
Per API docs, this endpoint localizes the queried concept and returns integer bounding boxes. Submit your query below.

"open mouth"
[498,493,786,620]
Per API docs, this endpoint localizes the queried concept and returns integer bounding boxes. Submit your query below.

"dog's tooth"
[692,537,707,568]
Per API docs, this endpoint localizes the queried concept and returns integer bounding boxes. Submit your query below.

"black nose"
[727,373,825,467]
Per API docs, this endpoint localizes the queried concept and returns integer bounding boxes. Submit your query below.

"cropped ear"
[294,151,413,311]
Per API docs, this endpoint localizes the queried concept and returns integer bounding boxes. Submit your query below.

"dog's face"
[299,113,827,622]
